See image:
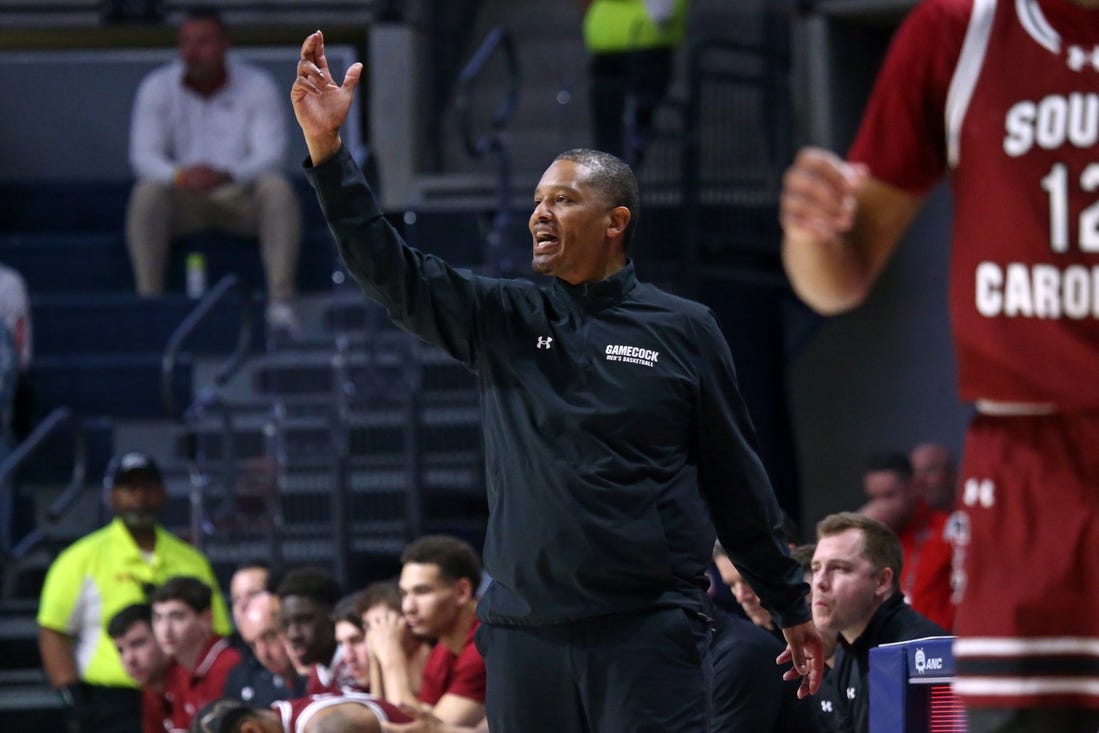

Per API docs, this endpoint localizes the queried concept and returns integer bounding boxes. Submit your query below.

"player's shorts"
[950,411,1099,710]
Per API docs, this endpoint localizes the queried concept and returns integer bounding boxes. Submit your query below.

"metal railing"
[0,407,86,562]
[453,25,522,276]
[161,273,255,422]
[161,274,255,547]
[677,37,793,296]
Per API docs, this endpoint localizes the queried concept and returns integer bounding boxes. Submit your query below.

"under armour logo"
[820,700,833,713]
[536,336,553,349]
[846,687,857,700]
[1067,45,1099,72]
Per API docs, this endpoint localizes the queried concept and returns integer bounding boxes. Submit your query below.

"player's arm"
[368,609,419,707]
[430,694,485,727]
[780,148,925,315]
[374,650,418,707]
[380,708,489,733]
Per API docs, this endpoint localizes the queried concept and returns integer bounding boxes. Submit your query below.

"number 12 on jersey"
[1041,162,1099,253]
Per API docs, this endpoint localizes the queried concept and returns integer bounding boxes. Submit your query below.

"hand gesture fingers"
[291,30,364,161]
[780,147,867,242]
[778,621,826,699]
[295,30,336,95]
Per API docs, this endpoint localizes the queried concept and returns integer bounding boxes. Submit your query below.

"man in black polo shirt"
[811,512,946,733]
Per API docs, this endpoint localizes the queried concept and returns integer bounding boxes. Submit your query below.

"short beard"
[119,512,157,530]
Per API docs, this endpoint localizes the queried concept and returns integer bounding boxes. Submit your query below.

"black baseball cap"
[105,451,163,490]
[190,699,254,733]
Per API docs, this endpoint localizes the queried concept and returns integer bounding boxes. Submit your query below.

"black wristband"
[57,681,86,708]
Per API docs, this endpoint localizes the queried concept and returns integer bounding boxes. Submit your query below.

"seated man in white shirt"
[126,5,301,331]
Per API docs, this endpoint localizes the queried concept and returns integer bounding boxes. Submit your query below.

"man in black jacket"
[710,542,823,733]
[223,592,306,706]
[811,512,947,733]
[290,31,823,733]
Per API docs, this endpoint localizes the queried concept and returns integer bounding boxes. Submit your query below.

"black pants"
[478,607,712,733]
[69,684,142,733]
[588,48,674,165]
[967,706,1099,733]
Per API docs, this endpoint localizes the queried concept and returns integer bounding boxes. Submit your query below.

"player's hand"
[379,703,450,733]
[365,607,408,666]
[291,30,362,163]
[777,620,825,698]
[780,147,867,244]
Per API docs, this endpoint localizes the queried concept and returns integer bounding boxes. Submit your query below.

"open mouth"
[533,231,559,254]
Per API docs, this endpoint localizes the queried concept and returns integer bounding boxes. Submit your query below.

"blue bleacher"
[0,178,338,420]
[33,294,257,356]
[31,353,192,421]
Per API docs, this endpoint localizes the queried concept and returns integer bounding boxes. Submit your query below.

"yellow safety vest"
[583,0,690,53]
[37,518,231,687]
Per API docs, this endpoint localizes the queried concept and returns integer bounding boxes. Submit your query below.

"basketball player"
[780,1,1099,731]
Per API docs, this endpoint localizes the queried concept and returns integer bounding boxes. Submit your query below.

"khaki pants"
[125,173,301,301]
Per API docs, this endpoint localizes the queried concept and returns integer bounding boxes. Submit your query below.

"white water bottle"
[186,252,206,298]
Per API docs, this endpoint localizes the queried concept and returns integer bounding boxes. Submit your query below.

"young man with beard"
[276,567,357,695]
[38,451,229,733]
[395,536,485,727]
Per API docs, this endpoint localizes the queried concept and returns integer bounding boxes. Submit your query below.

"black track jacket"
[307,148,809,628]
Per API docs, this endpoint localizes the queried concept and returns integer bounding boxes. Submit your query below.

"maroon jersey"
[162,636,241,731]
[271,692,411,732]
[851,0,1099,712]
[417,618,486,706]
[850,0,1099,408]
[142,687,166,733]
[897,500,954,631]
[304,648,365,695]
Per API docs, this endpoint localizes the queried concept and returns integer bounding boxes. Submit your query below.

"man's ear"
[200,607,214,632]
[875,567,895,600]
[454,577,475,606]
[606,206,631,241]
[240,719,266,733]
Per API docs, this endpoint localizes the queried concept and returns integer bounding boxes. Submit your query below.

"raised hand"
[290,30,363,164]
